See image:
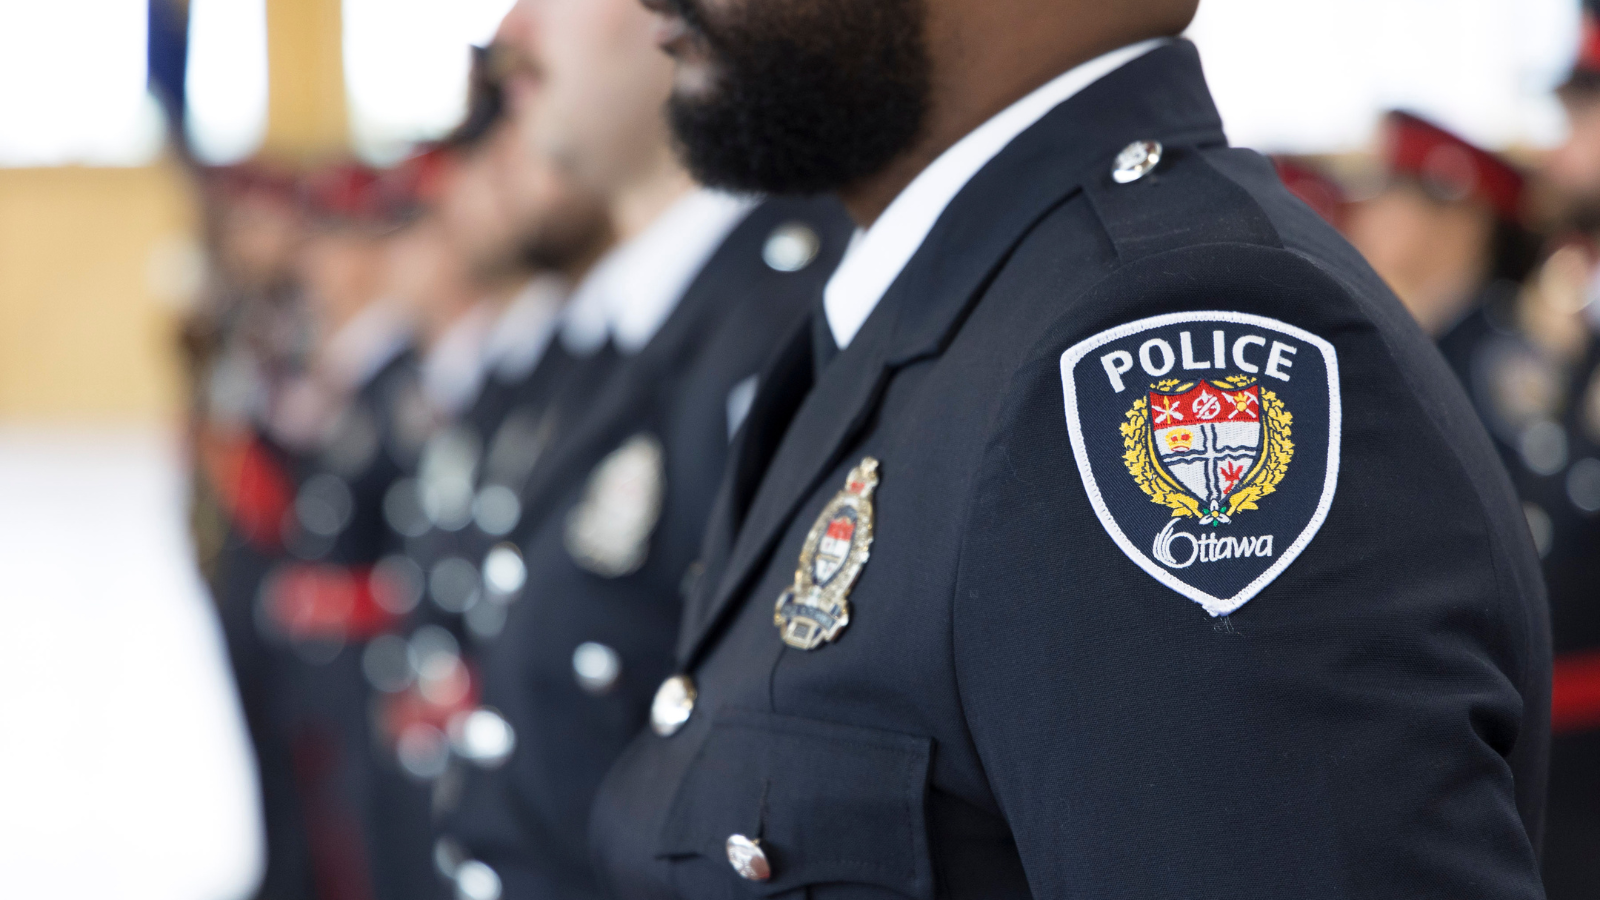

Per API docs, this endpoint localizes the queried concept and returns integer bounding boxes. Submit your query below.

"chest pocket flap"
[657,707,934,899]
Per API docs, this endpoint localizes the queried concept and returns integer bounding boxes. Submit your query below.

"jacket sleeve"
[950,245,1546,899]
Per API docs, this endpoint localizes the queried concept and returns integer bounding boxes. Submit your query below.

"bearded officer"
[435,1,851,898]
[589,0,1551,896]
[366,59,616,894]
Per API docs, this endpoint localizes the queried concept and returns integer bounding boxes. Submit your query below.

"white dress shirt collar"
[561,188,757,356]
[322,299,410,392]
[420,302,497,417]
[822,38,1168,349]
[484,274,568,384]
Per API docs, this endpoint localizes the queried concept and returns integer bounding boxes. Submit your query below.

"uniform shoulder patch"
[1059,312,1341,616]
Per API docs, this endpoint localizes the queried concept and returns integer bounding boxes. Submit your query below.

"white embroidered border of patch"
[1058,311,1342,616]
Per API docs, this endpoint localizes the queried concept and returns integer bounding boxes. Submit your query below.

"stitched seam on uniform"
[902,742,918,888]
[1289,247,1536,704]
[718,714,927,751]
[1192,149,1286,249]
[948,352,1055,836]
[947,342,1032,815]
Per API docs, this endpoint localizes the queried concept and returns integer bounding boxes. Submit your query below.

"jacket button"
[650,674,696,736]
[572,641,621,694]
[1112,139,1163,183]
[725,834,771,881]
[762,222,821,272]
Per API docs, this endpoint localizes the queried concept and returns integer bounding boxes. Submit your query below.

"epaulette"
[1082,142,1282,264]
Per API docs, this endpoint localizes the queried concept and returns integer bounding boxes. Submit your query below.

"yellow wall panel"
[0,164,197,421]
[264,0,349,161]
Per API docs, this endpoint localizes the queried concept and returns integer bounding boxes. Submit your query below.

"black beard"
[663,0,931,196]
[518,205,612,274]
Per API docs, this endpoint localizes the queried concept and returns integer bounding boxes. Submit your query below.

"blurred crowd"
[177,3,1600,900]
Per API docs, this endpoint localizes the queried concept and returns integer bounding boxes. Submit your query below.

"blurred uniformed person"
[362,64,615,897]
[191,163,317,900]
[1271,155,1347,230]
[1521,5,1600,894]
[589,0,1550,896]
[1346,111,1539,339]
[433,1,850,897]
[247,162,425,900]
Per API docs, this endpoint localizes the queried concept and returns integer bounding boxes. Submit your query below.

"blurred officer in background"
[1346,111,1539,338]
[258,162,423,900]
[433,1,850,897]
[1271,155,1347,229]
[589,0,1550,896]
[1522,3,1600,894]
[189,163,316,900]
[187,165,310,578]
[362,55,614,899]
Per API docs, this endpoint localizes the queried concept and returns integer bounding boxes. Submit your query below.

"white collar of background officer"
[421,301,497,417]
[822,37,1170,350]
[321,297,410,392]
[484,273,569,384]
[560,188,757,357]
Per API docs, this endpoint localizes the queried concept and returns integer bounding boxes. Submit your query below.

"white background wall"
[0,429,262,900]
[0,0,1583,167]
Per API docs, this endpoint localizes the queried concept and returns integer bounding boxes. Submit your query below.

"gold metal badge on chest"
[774,457,879,650]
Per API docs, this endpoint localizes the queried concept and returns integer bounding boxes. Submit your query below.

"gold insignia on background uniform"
[565,433,665,577]
[774,457,879,650]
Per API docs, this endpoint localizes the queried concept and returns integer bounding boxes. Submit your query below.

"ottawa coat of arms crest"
[1121,375,1294,526]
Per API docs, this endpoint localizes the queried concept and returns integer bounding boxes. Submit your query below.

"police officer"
[434,1,851,897]
[1522,6,1600,894]
[192,163,318,900]
[590,0,1550,896]
[1271,155,1346,230]
[250,162,426,900]
[363,66,615,897]
[1346,111,1538,339]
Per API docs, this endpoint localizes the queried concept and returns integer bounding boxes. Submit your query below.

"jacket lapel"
[676,315,817,659]
[677,40,1227,667]
[514,204,765,529]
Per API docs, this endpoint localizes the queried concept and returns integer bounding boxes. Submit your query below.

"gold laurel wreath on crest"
[1119,376,1295,519]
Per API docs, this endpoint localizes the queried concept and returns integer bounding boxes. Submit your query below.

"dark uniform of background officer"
[189,163,318,900]
[590,0,1551,896]
[434,1,849,897]
[362,46,624,900]
[1520,4,1600,893]
[1346,111,1539,343]
[201,162,423,900]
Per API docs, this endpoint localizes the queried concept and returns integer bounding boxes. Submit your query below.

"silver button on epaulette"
[725,834,771,881]
[1112,140,1163,183]
[650,674,696,736]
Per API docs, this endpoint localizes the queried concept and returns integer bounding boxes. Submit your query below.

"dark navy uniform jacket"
[373,318,619,899]
[392,327,617,653]
[442,197,852,898]
[213,342,427,900]
[591,42,1550,899]
[207,426,315,900]
[280,347,435,900]
[1440,289,1600,899]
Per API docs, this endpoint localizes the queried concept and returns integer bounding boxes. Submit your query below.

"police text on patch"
[1099,329,1298,393]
